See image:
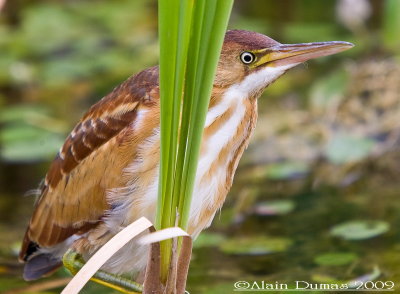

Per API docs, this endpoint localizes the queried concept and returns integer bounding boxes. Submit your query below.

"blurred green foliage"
[309,69,349,111]
[0,105,66,161]
[0,0,397,164]
[383,0,400,51]
[0,0,157,88]
[0,0,158,163]
[1,0,400,293]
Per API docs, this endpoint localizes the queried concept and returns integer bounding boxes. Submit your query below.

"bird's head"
[215,30,353,96]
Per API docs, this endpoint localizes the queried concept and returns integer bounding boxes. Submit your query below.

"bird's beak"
[253,41,354,68]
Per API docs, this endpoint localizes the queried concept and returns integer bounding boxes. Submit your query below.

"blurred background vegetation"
[1,0,399,293]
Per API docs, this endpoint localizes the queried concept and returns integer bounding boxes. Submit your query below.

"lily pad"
[253,200,295,216]
[314,252,358,266]
[330,220,389,240]
[219,236,292,256]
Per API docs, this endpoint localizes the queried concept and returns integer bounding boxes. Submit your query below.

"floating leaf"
[325,134,375,164]
[194,232,226,248]
[264,162,309,180]
[347,266,381,289]
[330,220,389,240]
[219,236,292,256]
[253,200,295,216]
[314,252,358,266]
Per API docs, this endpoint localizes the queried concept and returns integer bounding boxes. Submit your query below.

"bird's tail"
[19,229,62,281]
[23,253,62,281]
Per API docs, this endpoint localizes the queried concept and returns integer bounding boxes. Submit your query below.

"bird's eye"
[240,52,255,64]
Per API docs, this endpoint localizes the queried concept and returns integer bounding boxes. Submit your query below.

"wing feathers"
[20,67,160,263]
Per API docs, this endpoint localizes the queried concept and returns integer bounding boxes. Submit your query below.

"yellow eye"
[240,52,255,64]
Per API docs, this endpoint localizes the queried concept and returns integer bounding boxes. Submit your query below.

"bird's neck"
[205,89,258,182]
[201,83,260,184]
[187,86,258,235]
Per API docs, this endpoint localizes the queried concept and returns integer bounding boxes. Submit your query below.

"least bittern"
[19,30,353,286]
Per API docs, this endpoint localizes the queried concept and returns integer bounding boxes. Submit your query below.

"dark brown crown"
[224,30,280,50]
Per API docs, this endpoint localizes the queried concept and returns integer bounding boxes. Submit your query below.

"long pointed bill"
[254,41,354,67]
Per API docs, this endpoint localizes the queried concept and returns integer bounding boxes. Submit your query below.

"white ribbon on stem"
[61,217,189,294]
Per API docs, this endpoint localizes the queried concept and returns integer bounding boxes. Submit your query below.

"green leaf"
[314,252,358,266]
[156,0,234,281]
[253,200,295,216]
[193,232,226,248]
[325,134,375,164]
[330,220,390,240]
[157,0,195,281]
[265,162,309,180]
[219,236,292,255]
[177,0,234,230]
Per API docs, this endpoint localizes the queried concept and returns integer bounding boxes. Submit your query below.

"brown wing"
[20,66,160,261]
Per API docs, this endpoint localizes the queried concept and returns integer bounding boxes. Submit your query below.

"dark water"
[1,153,399,293]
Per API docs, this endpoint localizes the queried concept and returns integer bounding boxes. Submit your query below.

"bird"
[19,30,353,281]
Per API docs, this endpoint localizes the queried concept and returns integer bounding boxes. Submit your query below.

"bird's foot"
[62,249,143,294]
